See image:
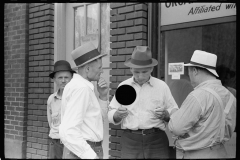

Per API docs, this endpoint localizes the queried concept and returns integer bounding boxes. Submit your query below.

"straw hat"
[49,60,76,79]
[71,42,107,69]
[184,50,219,77]
[124,46,158,68]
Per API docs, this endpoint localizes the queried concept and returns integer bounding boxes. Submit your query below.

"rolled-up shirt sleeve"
[108,95,122,125]
[59,88,96,159]
[168,94,202,136]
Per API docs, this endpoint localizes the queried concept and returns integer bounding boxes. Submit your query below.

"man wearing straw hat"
[168,50,236,158]
[59,42,109,159]
[108,46,179,159]
[47,60,76,158]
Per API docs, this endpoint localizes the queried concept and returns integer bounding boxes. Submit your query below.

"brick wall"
[109,3,148,159]
[26,3,54,159]
[4,3,29,158]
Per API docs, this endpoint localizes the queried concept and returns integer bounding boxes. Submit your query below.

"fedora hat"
[124,46,158,68]
[49,60,76,79]
[184,50,219,77]
[71,42,107,69]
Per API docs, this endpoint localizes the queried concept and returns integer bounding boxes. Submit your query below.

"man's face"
[130,67,153,85]
[54,71,73,89]
[87,58,103,81]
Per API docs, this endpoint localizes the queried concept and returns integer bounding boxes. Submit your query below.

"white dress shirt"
[59,73,108,159]
[168,80,236,151]
[47,89,62,139]
[108,76,178,131]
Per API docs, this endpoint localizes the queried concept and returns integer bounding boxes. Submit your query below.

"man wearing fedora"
[47,60,76,158]
[108,46,179,159]
[59,42,109,159]
[168,50,236,158]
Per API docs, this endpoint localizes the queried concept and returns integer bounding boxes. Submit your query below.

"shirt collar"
[194,79,222,90]
[53,88,62,100]
[73,73,94,91]
[131,76,154,87]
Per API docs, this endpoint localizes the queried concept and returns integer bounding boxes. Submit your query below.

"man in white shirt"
[108,46,179,159]
[168,50,236,158]
[59,42,109,159]
[47,60,76,158]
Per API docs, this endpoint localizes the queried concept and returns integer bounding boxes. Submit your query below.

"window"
[74,3,100,50]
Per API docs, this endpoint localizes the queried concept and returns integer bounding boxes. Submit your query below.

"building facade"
[4,3,236,159]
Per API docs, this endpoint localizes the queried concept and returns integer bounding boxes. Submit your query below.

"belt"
[87,140,102,146]
[125,128,162,135]
[51,138,63,144]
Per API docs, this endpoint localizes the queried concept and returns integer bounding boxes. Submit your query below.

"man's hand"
[153,107,170,122]
[97,77,109,101]
[113,106,129,123]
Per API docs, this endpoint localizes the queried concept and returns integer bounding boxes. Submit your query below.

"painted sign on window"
[161,3,236,26]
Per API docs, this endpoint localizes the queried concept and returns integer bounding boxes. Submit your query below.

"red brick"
[109,143,116,149]
[110,42,125,49]
[27,142,32,147]
[27,131,32,136]
[27,147,37,154]
[118,6,134,14]
[15,116,24,121]
[117,34,133,41]
[32,154,42,159]
[109,136,121,143]
[110,9,118,16]
[110,69,125,76]
[32,131,43,138]
[32,142,42,149]
[110,83,119,89]
[37,149,48,156]
[42,144,48,151]
[110,55,125,62]
[26,153,31,158]
[27,126,38,132]
[134,33,147,39]
[33,99,44,105]
[110,36,118,42]
[110,3,126,9]
[110,76,117,82]
[10,130,18,135]
[11,120,19,125]
[126,40,147,47]
[110,28,126,36]
[135,4,148,11]
[117,62,128,69]
[27,137,37,143]
[110,50,117,55]
[109,130,117,136]
[135,18,147,26]
[5,134,14,139]
[126,26,147,34]
[37,138,48,145]
[125,69,132,75]
[118,48,133,55]
[110,63,117,69]
[32,121,43,127]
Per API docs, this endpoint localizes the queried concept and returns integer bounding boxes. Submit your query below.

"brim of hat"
[49,70,76,79]
[184,63,219,77]
[124,58,158,68]
[72,53,107,70]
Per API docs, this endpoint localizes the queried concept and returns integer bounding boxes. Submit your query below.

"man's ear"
[192,67,198,76]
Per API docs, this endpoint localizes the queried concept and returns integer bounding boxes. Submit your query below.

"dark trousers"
[48,138,64,159]
[120,129,169,159]
[62,141,103,159]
